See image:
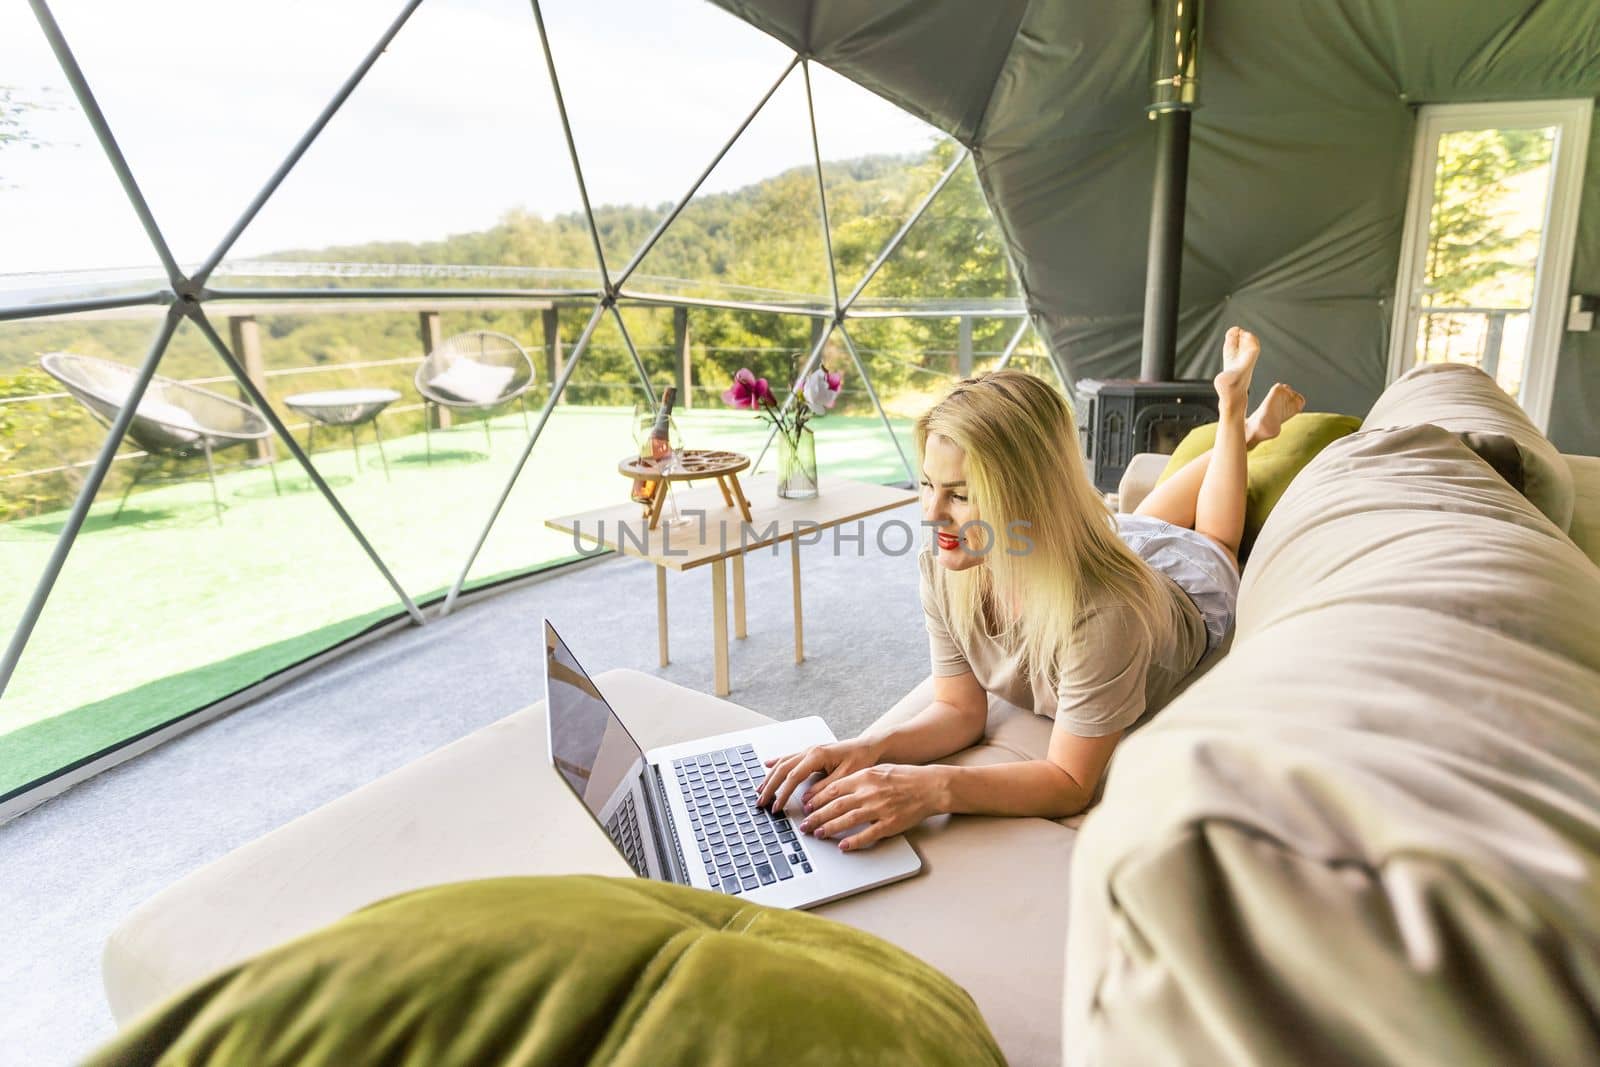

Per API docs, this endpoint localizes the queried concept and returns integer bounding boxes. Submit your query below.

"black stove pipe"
[1140,0,1203,382]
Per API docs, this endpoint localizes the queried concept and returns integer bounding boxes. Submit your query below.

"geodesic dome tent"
[710,0,1600,453]
[1,0,1598,816]
[0,0,1050,810]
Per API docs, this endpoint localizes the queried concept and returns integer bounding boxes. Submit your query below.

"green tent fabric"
[710,1,1600,456]
[85,876,1005,1067]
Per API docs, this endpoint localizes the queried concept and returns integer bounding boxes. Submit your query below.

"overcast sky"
[0,0,941,276]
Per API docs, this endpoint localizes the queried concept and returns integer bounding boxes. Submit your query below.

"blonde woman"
[756,328,1305,848]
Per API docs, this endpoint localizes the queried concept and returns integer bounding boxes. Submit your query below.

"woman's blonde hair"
[914,369,1172,682]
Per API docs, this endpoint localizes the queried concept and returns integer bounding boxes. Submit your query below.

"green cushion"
[1157,413,1362,556]
[86,876,1004,1067]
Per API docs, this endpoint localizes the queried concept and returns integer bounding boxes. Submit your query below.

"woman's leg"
[1194,328,1257,561]
[1133,450,1208,529]
[1134,372,1305,530]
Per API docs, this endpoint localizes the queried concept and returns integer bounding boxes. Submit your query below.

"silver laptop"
[542,619,921,909]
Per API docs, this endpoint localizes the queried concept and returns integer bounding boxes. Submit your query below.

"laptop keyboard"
[605,792,649,878]
[673,743,811,895]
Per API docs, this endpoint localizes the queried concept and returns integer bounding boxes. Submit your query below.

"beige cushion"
[1114,452,1170,514]
[106,669,1076,1067]
[1064,423,1600,1064]
[1362,361,1574,532]
[1565,453,1600,569]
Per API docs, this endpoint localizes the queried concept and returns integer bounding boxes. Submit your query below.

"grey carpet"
[0,501,932,1067]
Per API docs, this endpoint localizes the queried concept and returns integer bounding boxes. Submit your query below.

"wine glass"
[628,400,652,456]
[659,416,694,530]
[631,400,685,454]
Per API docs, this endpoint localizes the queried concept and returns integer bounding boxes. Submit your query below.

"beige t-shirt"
[917,549,1207,737]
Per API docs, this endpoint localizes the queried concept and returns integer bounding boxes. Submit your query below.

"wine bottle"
[630,386,677,504]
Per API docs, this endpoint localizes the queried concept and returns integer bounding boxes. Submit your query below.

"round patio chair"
[413,330,536,463]
[39,352,280,523]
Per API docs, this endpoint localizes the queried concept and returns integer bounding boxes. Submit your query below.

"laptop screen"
[542,620,653,862]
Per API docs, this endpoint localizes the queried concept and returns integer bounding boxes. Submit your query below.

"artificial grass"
[0,406,912,797]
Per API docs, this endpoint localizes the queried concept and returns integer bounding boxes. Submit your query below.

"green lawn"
[0,406,913,795]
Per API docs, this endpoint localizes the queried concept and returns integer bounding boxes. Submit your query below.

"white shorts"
[1115,512,1240,655]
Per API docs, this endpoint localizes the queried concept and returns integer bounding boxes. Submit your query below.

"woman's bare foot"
[1212,327,1260,412]
[1245,383,1306,447]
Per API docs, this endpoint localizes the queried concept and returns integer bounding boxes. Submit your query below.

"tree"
[0,367,94,520]
[0,85,51,187]
[1425,128,1550,304]
[0,142,1024,516]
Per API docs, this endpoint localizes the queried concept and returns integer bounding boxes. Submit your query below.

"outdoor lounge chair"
[414,330,535,463]
[39,352,279,524]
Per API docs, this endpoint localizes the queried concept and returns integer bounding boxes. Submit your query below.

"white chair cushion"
[428,360,515,405]
[133,398,202,441]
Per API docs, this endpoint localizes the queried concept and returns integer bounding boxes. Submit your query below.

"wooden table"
[547,475,917,696]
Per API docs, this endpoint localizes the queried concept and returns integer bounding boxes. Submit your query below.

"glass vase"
[776,426,819,500]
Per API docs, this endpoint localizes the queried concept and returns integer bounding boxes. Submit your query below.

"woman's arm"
[940,725,1124,818]
[799,717,1127,849]
[757,669,989,812]
[863,668,989,764]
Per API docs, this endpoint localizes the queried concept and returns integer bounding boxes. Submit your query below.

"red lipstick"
[936,531,961,550]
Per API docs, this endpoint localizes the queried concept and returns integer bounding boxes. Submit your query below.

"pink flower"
[722,368,774,410]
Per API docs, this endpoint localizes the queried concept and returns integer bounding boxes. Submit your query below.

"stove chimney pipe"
[1140,0,1203,382]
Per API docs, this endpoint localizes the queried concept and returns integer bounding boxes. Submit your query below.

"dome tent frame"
[705,0,1600,456]
[0,0,1048,815]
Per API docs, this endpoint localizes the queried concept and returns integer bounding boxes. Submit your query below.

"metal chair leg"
[424,403,433,466]
[202,437,223,523]
[482,408,492,454]
[350,425,361,477]
[113,457,147,520]
[267,448,281,496]
[520,394,530,434]
[373,418,391,481]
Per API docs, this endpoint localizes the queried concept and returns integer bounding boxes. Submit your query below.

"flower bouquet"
[723,364,843,499]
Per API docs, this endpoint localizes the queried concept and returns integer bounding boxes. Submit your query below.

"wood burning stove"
[1074,0,1214,495]
[1076,378,1217,493]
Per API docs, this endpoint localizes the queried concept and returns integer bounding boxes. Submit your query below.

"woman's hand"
[757,737,883,813]
[798,764,948,851]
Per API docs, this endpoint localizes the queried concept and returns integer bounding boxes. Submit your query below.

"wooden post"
[542,307,564,404]
[711,557,730,696]
[228,315,272,461]
[673,306,691,408]
[957,315,973,377]
[419,310,449,428]
[732,553,746,639]
[790,538,804,664]
[656,565,669,667]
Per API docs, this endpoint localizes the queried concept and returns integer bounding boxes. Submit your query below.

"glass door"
[1389,100,1592,430]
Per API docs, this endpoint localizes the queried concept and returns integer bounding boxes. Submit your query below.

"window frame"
[1388,98,1593,430]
